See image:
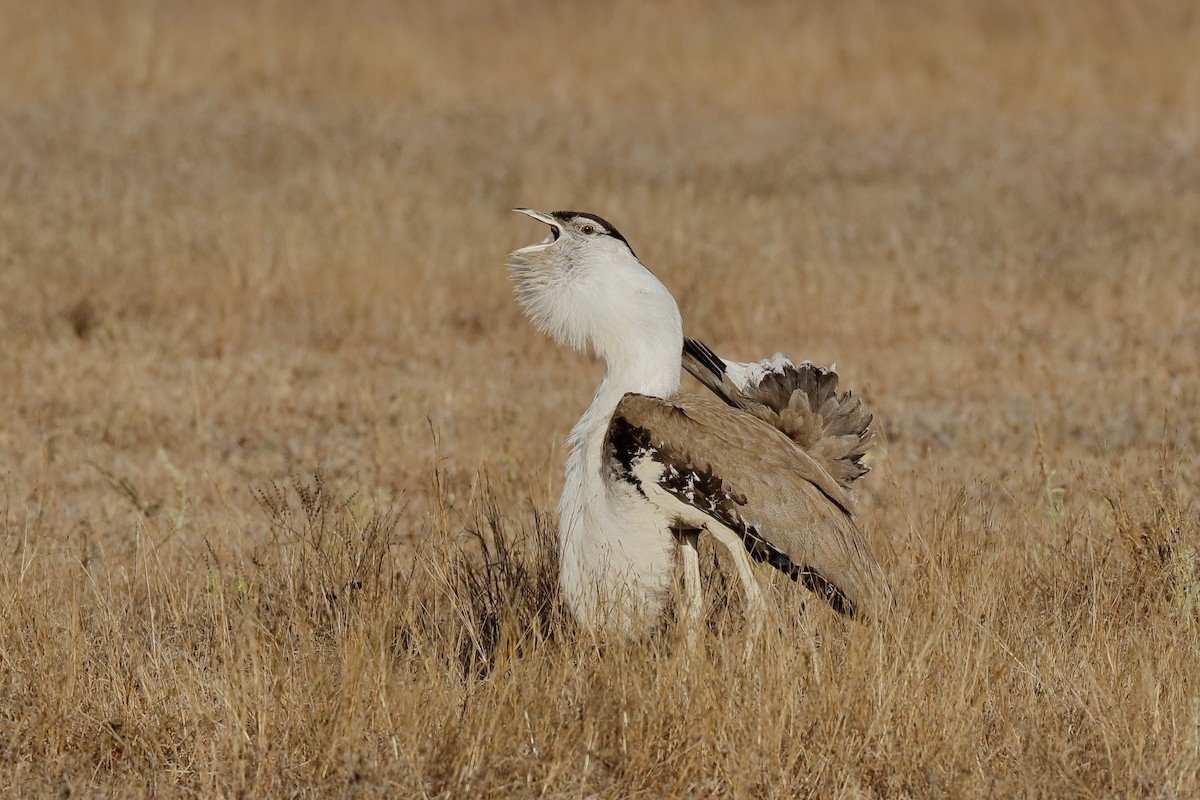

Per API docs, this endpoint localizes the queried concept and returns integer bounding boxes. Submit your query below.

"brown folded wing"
[606,393,891,618]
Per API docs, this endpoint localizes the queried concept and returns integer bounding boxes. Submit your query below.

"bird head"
[506,209,682,370]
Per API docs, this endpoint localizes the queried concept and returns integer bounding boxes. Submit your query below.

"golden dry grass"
[2,1,1199,796]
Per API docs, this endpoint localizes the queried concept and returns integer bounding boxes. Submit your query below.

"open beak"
[513,208,561,249]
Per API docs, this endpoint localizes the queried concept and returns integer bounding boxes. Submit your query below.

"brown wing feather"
[607,393,891,619]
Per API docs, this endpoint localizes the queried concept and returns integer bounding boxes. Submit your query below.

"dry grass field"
[2,0,1199,796]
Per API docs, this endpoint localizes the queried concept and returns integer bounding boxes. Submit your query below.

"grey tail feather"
[682,339,875,493]
[683,338,725,379]
[682,338,739,408]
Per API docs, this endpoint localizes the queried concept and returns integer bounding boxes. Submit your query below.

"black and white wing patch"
[604,401,860,616]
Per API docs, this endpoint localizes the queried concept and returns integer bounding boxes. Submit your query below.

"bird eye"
[580,224,595,235]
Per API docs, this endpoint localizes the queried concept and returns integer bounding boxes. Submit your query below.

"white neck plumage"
[568,304,683,481]
[571,329,680,454]
[508,223,684,474]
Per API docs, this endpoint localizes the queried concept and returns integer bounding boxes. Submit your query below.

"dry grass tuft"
[2,0,1199,796]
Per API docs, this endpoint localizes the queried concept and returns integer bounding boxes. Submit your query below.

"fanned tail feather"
[682,338,875,495]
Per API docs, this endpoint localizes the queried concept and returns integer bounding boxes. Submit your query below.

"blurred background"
[1,0,1198,558]
[2,3,1199,795]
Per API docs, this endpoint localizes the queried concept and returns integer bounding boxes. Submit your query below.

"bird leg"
[678,531,703,634]
[703,520,767,644]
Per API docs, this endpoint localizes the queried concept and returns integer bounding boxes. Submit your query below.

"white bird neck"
[568,330,682,479]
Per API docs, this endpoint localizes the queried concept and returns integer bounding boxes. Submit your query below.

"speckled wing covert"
[604,393,891,618]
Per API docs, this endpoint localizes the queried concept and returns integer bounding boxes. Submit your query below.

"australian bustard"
[506,208,891,635]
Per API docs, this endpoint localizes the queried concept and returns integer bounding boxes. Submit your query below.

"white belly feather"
[557,454,678,636]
